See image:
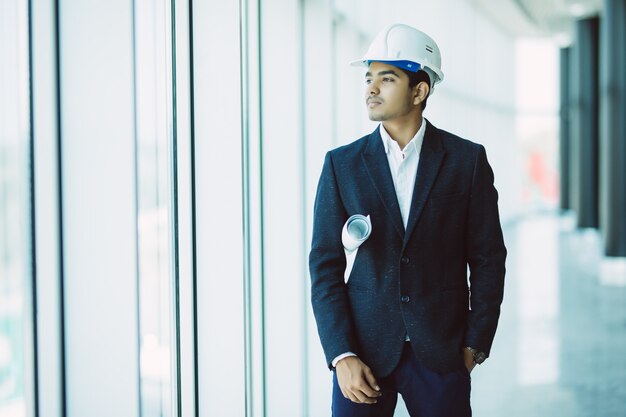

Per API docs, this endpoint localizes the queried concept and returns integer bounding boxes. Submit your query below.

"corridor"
[473,214,626,416]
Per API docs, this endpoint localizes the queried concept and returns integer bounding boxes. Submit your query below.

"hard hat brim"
[350,57,444,84]
[350,59,368,67]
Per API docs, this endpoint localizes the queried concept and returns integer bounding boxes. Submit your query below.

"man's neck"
[382,114,423,150]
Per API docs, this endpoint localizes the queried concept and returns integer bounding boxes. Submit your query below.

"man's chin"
[367,112,384,122]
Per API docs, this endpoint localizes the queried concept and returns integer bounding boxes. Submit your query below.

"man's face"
[364,61,417,122]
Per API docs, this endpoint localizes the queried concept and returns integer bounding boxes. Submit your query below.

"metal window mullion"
[32,0,64,415]
[171,0,197,416]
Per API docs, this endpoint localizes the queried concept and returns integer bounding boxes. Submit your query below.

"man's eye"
[383,77,394,82]
[365,79,372,84]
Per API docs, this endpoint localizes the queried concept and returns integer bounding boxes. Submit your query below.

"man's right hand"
[335,356,382,404]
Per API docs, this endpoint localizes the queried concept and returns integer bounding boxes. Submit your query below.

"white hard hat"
[351,24,444,90]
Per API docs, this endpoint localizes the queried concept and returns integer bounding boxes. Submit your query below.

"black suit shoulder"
[328,133,370,159]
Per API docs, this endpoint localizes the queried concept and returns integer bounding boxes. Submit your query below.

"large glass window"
[516,39,560,213]
[0,1,35,417]
[134,1,177,415]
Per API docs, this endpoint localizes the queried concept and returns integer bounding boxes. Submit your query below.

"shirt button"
[401,295,410,303]
[401,256,410,265]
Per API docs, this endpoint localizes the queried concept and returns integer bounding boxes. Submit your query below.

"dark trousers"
[331,343,471,417]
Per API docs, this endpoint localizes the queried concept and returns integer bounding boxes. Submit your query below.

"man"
[309,24,506,417]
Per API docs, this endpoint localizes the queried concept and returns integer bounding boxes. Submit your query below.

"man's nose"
[368,82,379,95]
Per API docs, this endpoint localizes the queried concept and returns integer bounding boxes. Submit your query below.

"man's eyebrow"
[378,70,400,77]
[365,70,400,78]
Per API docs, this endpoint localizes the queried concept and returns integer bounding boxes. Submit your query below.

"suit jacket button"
[401,295,410,303]
[401,256,410,265]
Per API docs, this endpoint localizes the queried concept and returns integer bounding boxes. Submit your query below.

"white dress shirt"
[332,119,426,368]
[380,121,425,228]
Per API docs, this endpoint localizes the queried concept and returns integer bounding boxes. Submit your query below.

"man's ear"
[413,81,430,106]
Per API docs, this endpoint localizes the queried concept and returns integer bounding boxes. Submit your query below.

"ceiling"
[471,0,604,44]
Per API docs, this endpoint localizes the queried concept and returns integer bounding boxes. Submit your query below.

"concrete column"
[570,17,600,229]
[559,47,571,211]
[599,0,626,256]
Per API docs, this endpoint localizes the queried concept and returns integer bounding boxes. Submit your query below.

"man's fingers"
[342,380,378,404]
[363,367,381,393]
[335,356,381,404]
[339,383,360,403]
[356,382,380,399]
[347,378,380,403]
[350,387,377,404]
[346,391,360,403]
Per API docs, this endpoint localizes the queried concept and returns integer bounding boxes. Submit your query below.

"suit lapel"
[361,127,404,240]
[403,121,446,249]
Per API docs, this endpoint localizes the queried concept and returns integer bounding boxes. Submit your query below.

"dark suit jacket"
[309,119,506,377]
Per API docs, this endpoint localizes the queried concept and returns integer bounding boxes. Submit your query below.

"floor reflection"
[471,213,626,417]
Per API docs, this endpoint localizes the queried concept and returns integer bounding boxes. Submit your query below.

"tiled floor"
[395,213,626,416]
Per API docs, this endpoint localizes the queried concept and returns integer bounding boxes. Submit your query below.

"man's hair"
[400,69,431,110]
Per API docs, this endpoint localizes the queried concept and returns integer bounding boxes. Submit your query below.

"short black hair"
[400,69,431,110]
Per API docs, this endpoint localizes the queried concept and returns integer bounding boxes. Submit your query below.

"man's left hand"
[462,348,476,374]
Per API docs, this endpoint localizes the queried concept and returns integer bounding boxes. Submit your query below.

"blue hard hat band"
[367,60,421,73]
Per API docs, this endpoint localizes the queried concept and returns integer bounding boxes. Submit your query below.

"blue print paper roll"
[342,214,372,254]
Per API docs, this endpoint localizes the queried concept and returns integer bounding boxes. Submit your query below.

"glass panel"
[516,39,560,213]
[192,1,248,415]
[134,1,177,416]
[0,1,35,417]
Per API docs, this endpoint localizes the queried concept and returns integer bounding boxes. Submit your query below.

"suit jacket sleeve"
[464,145,507,357]
[309,151,358,369]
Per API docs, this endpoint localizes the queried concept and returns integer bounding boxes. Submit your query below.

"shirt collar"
[379,118,426,155]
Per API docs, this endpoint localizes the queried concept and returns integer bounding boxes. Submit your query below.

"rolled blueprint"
[342,214,372,254]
